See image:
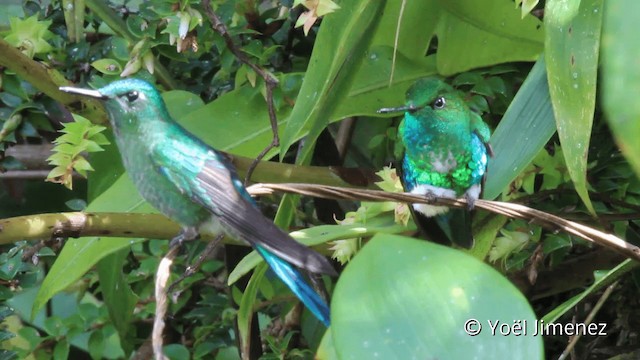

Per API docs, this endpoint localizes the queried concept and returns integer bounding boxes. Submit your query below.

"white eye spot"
[126,91,139,102]
[432,96,446,109]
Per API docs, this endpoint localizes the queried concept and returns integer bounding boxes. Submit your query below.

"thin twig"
[557,281,618,360]
[389,0,407,85]
[201,0,280,185]
[246,183,640,261]
[168,233,224,293]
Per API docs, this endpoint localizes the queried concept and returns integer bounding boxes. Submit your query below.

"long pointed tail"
[256,245,331,326]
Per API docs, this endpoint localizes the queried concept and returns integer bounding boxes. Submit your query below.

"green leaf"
[96,249,138,353]
[542,259,638,323]
[88,330,105,360]
[163,343,190,360]
[517,0,540,19]
[317,330,339,360]
[371,0,543,76]
[91,59,122,75]
[601,0,640,180]
[228,214,410,285]
[279,0,387,160]
[4,15,54,58]
[53,338,69,360]
[237,264,268,357]
[32,177,149,317]
[331,234,543,358]
[544,0,603,214]
[483,57,556,199]
[435,0,543,75]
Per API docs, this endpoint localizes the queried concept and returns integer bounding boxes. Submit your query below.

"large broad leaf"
[32,178,151,317]
[326,234,543,358]
[545,0,603,213]
[279,0,387,160]
[484,57,556,200]
[371,0,543,76]
[601,0,640,180]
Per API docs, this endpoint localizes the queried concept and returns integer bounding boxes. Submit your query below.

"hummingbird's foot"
[464,194,475,211]
[168,233,224,293]
[169,227,200,249]
[464,184,481,211]
[424,190,438,204]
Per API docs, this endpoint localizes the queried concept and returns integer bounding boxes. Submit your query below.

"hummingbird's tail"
[256,245,331,326]
[412,209,474,248]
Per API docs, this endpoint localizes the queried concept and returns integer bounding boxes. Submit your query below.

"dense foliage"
[1,0,639,359]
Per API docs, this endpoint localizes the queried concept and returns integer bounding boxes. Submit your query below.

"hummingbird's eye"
[432,96,446,109]
[126,91,139,102]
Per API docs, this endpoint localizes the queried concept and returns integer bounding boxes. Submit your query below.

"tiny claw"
[464,193,476,211]
[424,191,437,204]
[169,227,199,249]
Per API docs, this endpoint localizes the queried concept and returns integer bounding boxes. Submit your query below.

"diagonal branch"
[247,183,640,262]
[201,0,280,185]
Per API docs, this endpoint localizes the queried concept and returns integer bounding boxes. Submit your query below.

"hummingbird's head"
[377,77,471,126]
[60,79,169,130]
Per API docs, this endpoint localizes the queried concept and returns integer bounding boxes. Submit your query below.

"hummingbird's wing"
[151,136,334,326]
[193,157,337,276]
[151,138,336,276]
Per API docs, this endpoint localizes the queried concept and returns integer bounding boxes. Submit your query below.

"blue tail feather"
[255,245,331,326]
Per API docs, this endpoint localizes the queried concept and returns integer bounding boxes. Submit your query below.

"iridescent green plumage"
[382,77,491,247]
[60,79,335,325]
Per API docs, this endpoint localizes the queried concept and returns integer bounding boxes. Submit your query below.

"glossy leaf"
[601,0,640,180]
[279,0,386,160]
[484,57,556,199]
[372,0,543,76]
[91,59,122,75]
[545,0,603,213]
[331,234,543,358]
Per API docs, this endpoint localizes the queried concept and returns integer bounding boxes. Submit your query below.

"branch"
[247,183,640,262]
[201,0,280,184]
[3,182,639,262]
[0,38,108,123]
[3,144,381,187]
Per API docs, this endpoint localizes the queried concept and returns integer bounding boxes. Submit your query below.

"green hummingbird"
[60,79,336,326]
[379,77,492,248]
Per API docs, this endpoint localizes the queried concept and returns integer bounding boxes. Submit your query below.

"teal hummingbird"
[60,79,336,326]
[379,77,492,248]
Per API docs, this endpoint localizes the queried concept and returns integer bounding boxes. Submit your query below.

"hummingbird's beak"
[377,103,419,114]
[59,86,108,100]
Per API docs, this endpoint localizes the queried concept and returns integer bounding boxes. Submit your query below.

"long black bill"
[59,86,108,100]
[377,104,419,114]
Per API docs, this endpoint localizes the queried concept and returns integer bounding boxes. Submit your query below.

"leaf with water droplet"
[544,0,603,214]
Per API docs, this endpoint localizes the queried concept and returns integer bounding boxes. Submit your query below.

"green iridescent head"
[60,79,170,132]
[403,77,471,125]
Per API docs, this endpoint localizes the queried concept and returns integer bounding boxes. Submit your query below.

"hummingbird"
[378,77,492,248]
[60,79,336,326]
